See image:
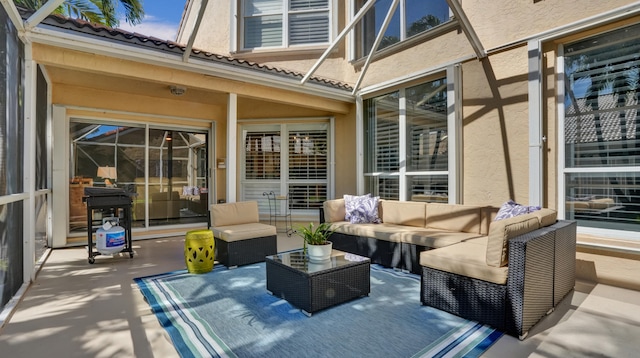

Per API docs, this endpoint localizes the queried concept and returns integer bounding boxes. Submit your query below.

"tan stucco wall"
[178,0,231,54]
[333,105,358,197]
[462,46,531,207]
[180,0,358,85]
[465,0,636,51]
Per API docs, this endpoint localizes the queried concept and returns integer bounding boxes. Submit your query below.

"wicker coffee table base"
[266,257,370,316]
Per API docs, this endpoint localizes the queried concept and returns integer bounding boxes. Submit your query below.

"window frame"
[239,0,336,52]
[239,121,334,219]
[557,23,640,241]
[360,68,459,203]
[350,0,453,61]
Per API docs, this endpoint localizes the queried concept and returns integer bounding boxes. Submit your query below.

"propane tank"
[96,218,125,255]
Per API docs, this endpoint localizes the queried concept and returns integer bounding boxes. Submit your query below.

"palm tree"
[407,14,442,38]
[14,0,144,27]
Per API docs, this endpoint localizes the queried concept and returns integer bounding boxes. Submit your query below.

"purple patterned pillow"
[344,194,381,224]
[494,200,541,221]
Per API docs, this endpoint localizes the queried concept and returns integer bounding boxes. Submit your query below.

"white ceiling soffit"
[27,25,354,102]
[24,0,65,30]
[183,0,208,62]
[445,0,486,59]
[0,0,26,31]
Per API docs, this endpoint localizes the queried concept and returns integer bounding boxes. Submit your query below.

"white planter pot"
[307,241,332,262]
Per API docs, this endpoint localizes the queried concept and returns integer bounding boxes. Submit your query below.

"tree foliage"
[14,0,144,27]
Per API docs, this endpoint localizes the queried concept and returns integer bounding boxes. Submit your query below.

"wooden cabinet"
[69,177,93,230]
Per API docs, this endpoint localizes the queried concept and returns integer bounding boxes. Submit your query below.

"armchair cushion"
[210,201,259,227]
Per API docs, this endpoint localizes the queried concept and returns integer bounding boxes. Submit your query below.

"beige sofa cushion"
[486,214,540,267]
[323,198,346,223]
[531,208,557,227]
[213,223,277,242]
[210,201,259,227]
[420,237,508,285]
[425,203,482,234]
[380,200,426,227]
[394,229,481,249]
[330,222,410,242]
[589,198,615,209]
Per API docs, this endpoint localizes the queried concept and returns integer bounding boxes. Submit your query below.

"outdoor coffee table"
[265,249,370,316]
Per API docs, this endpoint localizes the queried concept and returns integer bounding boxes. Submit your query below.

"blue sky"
[118,1,187,41]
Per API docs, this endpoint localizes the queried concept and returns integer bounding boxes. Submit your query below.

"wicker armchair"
[210,201,277,268]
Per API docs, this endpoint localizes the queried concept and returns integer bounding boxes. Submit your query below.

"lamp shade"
[96,166,117,180]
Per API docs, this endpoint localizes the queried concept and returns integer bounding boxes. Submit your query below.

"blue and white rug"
[135,263,502,358]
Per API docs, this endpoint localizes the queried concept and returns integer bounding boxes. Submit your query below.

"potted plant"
[296,222,335,262]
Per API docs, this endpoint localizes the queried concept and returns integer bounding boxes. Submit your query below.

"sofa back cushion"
[323,198,346,223]
[380,200,426,227]
[486,213,541,267]
[210,201,259,227]
[425,204,483,234]
[531,208,557,227]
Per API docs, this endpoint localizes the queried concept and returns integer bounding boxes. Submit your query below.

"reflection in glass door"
[69,121,209,233]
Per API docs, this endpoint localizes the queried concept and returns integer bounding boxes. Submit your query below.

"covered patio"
[1,234,640,357]
[3,1,640,356]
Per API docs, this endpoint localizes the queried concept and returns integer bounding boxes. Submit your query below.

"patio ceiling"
[45,66,230,106]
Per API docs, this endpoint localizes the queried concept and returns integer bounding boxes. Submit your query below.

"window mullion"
[400,0,406,41]
[399,88,407,201]
[282,0,289,47]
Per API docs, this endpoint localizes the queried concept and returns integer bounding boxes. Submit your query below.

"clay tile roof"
[25,9,353,92]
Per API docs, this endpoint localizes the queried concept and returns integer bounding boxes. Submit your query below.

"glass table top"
[266,249,369,274]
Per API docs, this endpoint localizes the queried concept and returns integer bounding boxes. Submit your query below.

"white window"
[242,0,331,50]
[561,23,640,238]
[241,123,330,216]
[363,77,449,202]
[354,0,451,58]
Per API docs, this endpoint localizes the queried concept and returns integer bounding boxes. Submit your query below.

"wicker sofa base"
[330,232,401,269]
[421,266,508,331]
[421,221,576,338]
[214,235,277,268]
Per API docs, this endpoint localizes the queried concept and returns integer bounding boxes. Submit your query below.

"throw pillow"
[344,194,381,224]
[494,200,541,221]
[344,194,369,221]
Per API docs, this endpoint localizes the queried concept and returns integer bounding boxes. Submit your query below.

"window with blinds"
[563,23,640,234]
[241,124,329,212]
[243,0,330,49]
[364,77,448,201]
[245,131,281,179]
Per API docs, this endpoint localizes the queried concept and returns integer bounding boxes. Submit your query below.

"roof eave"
[27,24,355,103]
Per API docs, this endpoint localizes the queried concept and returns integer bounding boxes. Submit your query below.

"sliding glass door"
[69,120,209,233]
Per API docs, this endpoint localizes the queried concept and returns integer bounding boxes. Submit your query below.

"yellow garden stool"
[184,229,215,274]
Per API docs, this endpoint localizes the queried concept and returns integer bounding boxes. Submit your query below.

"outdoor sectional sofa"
[320,198,577,339]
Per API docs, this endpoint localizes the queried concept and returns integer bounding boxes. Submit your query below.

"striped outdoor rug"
[135,263,502,358]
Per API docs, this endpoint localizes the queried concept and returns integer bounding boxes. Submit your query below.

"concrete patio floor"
[1,233,639,357]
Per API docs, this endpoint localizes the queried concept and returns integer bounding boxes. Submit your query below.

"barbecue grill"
[83,187,134,264]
